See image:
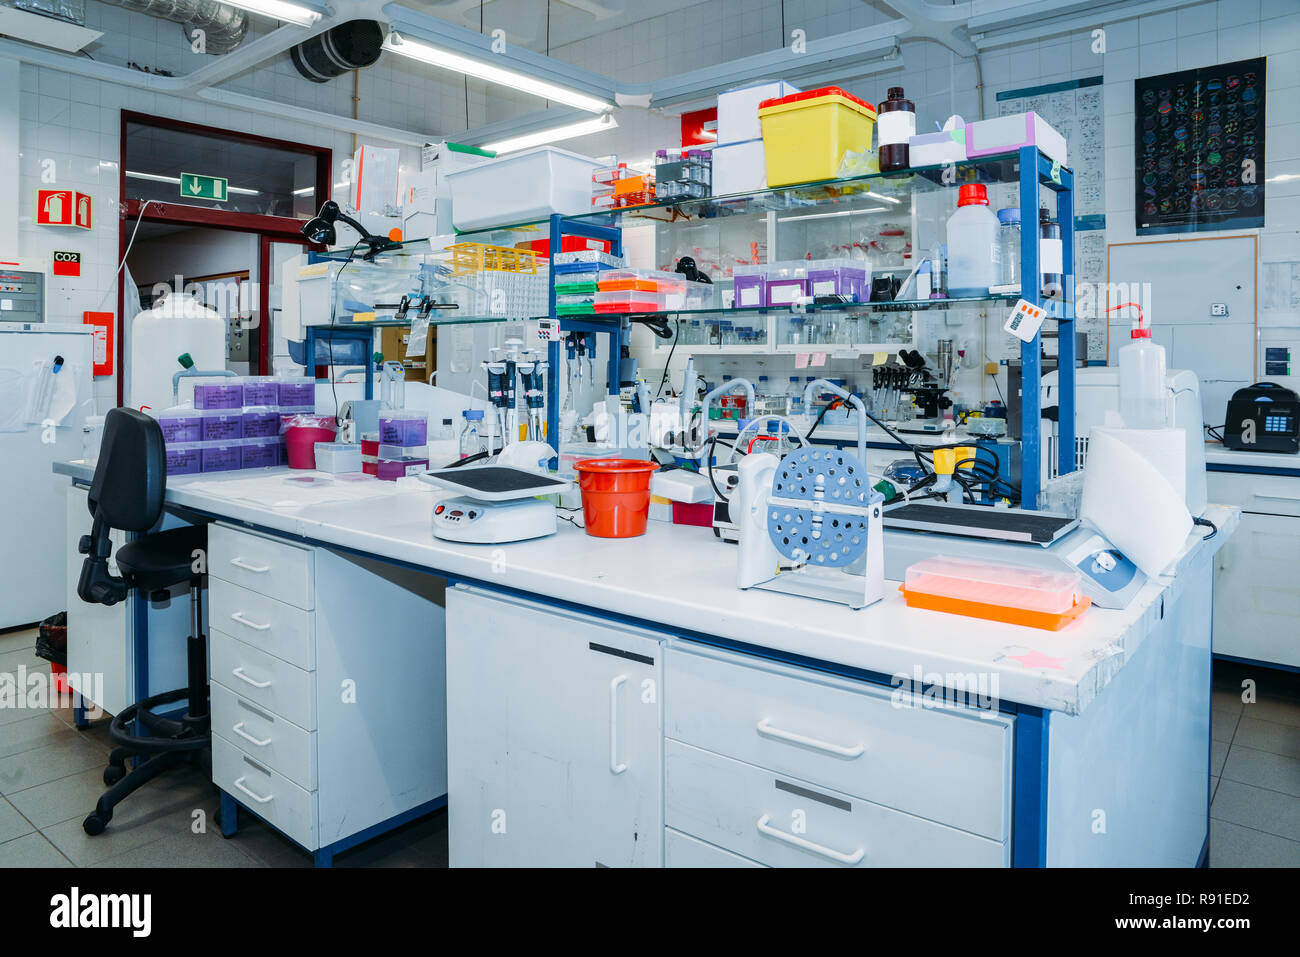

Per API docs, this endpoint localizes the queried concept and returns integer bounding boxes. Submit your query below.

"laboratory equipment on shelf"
[876,87,915,173]
[517,352,548,441]
[1110,303,1167,429]
[946,184,1001,298]
[419,465,571,544]
[1222,383,1300,453]
[756,86,878,188]
[735,444,886,610]
[1038,208,1064,300]
[995,208,1021,291]
[896,343,956,433]
[459,410,486,459]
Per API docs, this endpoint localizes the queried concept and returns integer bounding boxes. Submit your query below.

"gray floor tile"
[336,810,449,868]
[0,796,33,844]
[1209,819,1300,868]
[0,831,72,867]
[90,827,262,868]
[0,645,45,676]
[0,712,80,760]
[0,737,108,795]
[1248,696,1300,729]
[1212,707,1240,744]
[1233,716,1300,759]
[0,628,39,655]
[221,815,314,868]
[1212,778,1300,842]
[7,766,114,830]
[1221,745,1300,797]
[1211,776,1220,801]
[1211,737,1230,777]
[1212,687,1247,713]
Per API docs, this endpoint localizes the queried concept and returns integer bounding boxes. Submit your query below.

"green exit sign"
[180,173,228,201]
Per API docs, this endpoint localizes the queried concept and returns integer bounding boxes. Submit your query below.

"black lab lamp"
[302,200,401,261]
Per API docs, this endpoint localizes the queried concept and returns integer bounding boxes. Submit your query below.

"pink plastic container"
[283,415,338,469]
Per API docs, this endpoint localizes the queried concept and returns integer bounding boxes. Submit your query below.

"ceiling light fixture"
[480,113,618,155]
[217,0,322,27]
[383,30,613,114]
[775,208,890,223]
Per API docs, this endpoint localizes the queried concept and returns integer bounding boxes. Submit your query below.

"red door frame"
[117,110,331,406]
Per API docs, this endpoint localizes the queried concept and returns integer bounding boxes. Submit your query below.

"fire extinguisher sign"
[35,189,92,229]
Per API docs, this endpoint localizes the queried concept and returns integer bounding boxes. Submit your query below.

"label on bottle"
[1041,238,1063,274]
[877,111,916,146]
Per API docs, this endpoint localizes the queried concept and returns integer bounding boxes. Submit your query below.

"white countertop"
[55,461,1236,716]
[1204,443,1300,470]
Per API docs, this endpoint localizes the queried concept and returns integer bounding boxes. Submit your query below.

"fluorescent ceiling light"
[217,0,321,27]
[126,170,260,196]
[383,30,613,113]
[776,208,889,223]
[480,114,618,155]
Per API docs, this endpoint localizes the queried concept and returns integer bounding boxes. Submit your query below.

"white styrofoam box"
[964,111,1067,166]
[352,145,401,216]
[446,146,602,231]
[717,80,800,145]
[910,128,967,166]
[712,138,767,196]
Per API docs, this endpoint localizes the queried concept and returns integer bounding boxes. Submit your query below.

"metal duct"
[290,20,384,83]
[101,0,248,56]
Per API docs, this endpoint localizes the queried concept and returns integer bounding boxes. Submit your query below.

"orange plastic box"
[900,556,1091,631]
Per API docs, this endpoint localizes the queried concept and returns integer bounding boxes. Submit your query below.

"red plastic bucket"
[50,662,71,696]
[283,416,338,469]
[574,459,658,538]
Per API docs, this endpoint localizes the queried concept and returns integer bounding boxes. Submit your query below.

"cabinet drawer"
[665,740,1006,867]
[208,579,314,671]
[665,828,764,868]
[210,681,317,790]
[1207,471,1300,517]
[208,524,315,610]
[666,642,1012,841]
[211,629,315,731]
[213,734,316,850]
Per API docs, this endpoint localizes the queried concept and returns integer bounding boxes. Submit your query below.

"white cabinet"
[1208,472,1300,669]
[445,585,663,867]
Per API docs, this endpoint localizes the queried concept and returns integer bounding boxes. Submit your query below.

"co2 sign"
[53,251,81,277]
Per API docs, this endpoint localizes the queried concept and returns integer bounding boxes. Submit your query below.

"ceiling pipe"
[99,0,249,55]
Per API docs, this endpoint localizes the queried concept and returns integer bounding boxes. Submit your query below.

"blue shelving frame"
[543,147,1077,509]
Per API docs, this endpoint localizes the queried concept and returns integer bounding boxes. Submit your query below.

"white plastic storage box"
[446,147,602,231]
[712,139,767,196]
[717,80,800,144]
[964,112,1067,166]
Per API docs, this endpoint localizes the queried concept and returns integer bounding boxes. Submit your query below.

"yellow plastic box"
[758,86,877,187]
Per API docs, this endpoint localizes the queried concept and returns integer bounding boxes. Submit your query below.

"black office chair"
[76,407,210,836]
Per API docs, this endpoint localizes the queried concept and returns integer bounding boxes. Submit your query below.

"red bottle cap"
[958,184,989,207]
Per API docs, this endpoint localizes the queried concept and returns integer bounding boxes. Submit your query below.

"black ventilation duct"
[291,20,384,83]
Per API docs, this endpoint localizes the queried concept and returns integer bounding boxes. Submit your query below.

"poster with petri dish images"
[1135,57,1265,235]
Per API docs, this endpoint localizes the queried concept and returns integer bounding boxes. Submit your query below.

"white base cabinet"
[445,585,663,867]
[1208,471,1300,669]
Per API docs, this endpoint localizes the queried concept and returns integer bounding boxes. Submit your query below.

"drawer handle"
[609,675,628,775]
[230,612,271,632]
[232,721,271,748]
[756,815,864,865]
[231,667,272,689]
[229,557,270,574]
[756,718,865,758]
[233,776,273,804]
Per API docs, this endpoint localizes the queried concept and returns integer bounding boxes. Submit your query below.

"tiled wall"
[8,0,1300,412]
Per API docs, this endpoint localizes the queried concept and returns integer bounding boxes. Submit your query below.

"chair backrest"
[87,407,167,532]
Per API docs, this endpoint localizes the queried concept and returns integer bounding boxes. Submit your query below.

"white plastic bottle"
[1116,306,1166,429]
[946,184,1001,297]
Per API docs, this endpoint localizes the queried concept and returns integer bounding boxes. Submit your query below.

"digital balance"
[418,465,571,544]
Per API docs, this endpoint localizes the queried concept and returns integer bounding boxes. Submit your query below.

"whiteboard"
[1107,235,1256,425]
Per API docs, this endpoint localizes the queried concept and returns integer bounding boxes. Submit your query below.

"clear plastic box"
[376,455,429,481]
[201,411,244,442]
[378,410,428,446]
[242,376,279,407]
[158,409,204,444]
[165,443,202,476]
[277,377,316,409]
[193,382,243,410]
[902,556,1089,629]
[241,438,280,469]
[242,409,282,438]
[200,442,242,473]
[315,442,363,473]
[593,290,670,313]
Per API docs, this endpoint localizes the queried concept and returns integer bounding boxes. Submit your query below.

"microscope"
[897,339,955,433]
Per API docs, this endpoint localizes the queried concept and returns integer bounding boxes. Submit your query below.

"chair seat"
[115,524,208,592]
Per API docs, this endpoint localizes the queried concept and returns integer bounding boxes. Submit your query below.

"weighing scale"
[418,465,571,544]
[882,501,1146,609]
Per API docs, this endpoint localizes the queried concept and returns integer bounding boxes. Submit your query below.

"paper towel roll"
[1095,426,1188,503]
[1081,428,1192,578]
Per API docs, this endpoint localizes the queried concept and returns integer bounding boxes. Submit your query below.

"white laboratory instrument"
[0,323,93,628]
[129,293,225,414]
[735,446,886,609]
[419,465,571,544]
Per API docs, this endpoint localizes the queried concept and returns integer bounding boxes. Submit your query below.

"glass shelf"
[565,152,1026,229]
[561,294,1021,321]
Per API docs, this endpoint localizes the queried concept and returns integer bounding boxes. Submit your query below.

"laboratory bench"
[54,460,1237,868]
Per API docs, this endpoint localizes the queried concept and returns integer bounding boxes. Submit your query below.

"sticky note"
[811,352,827,367]
[795,353,809,369]
[873,351,888,366]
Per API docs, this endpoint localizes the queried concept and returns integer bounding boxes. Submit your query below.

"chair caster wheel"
[103,764,126,785]
[83,812,109,836]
